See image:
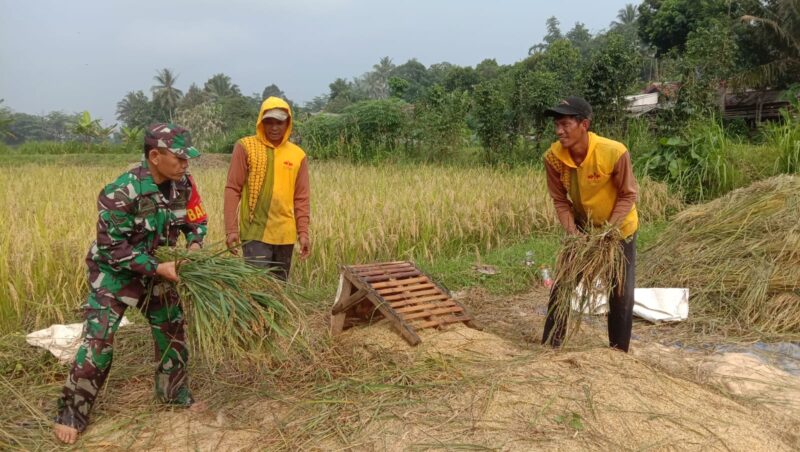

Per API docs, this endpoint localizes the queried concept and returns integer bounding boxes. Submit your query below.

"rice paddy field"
[0,155,680,334]
[1,154,799,451]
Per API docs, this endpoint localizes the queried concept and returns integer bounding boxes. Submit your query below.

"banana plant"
[120,126,144,148]
[71,111,116,151]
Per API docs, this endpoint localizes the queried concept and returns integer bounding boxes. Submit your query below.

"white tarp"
[571,285,689,323]
[633,288,689,322]
[26,317,132,364]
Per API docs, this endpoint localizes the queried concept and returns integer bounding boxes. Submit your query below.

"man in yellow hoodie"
[540,96,639,352]
[224,97,311,280]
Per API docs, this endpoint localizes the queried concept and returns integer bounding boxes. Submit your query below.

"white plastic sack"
[570,285,689,323]
[570,280,609,315]
[26,317,131,364]
[632,288,689,322]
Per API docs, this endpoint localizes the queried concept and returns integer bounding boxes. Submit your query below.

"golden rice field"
[0,159,680,333]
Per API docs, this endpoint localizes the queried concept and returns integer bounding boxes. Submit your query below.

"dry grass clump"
[637,175,684,222]
[545,226,626,345]
[640,175,800,339]
[156,246,309,370]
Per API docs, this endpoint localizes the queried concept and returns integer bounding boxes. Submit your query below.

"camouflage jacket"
[86,160,208,306]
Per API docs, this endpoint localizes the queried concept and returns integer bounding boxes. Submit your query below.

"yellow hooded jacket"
[237,97,307,245]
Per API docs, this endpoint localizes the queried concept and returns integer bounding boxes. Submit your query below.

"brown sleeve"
[609,151,638,225]
[545,159,578,234]
[223,142,248,235]
[294,157,310,239]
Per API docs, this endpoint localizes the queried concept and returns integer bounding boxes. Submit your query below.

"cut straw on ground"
[640,174,800,342]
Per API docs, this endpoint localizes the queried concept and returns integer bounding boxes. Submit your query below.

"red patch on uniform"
[587,173,601,181]
[186,175,208,223]
[283,160,293,168]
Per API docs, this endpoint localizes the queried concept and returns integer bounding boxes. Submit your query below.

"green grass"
[298,221,667,304]
[0,140,138,155]
[420,232,560,294]
[0,153,139,167]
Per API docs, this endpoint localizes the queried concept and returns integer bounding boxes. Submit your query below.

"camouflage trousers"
[55,281,193,432]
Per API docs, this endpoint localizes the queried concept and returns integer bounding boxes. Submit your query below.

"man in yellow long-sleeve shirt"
[540,96,639,352]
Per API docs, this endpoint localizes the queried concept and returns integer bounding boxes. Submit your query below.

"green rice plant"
[155,246,308,370]
[763,99,800,174]
[621,116,658,159]
[545,226,626,346]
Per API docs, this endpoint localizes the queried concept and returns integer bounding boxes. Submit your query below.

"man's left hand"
[299,235,311,260]
[188,242,202,251]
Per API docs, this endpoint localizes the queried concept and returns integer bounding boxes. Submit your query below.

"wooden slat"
[396,301,458,314]
[348,261,409,270]
[382,288,442,302]
[389,294,456,309]
[362,270,421,283]
[333,261,477,344]
[350,263,414,276]
[330,275,353,335]
[330,312,346,335]
[402,306,464,321]
[331,288,368,314]
[370,276,429,289]
[414,266,480,330]
[376,283,436,295]
[414,314,473,330]
[389,293,450,308]
[356,267,416,279]
[365,293,421,345]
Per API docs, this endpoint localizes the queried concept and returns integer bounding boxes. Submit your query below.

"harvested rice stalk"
[154,246,307,369]
[641,175,800,340]
[546,226,626,345]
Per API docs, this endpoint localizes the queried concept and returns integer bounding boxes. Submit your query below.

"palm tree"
[180,83,209,110]
[736,0,800,88]
[203,73,241,100]
[116,90,152,128]
[366,56,395,99]
[611,4,639,28]
[151,68,183,121]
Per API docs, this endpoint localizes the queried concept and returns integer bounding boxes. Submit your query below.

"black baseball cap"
[544,96,593,119]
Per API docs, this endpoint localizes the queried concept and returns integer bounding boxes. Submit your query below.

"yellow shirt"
[544,132,639,238]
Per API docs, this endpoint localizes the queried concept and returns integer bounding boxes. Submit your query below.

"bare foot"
[188,400,208,413]
[54,423,79,444]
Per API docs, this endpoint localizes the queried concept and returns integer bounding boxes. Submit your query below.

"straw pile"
[545,226,626,345]
[155,246,307,368]
[640,175,800,338]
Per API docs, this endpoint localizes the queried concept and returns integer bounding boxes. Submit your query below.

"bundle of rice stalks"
[640,175,800,339]
[546,226,626,345]
[155,246,308,369]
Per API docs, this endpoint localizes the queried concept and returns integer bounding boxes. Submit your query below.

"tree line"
[1,1,797,163]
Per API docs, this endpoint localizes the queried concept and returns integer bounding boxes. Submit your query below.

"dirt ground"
[78,286,799,451]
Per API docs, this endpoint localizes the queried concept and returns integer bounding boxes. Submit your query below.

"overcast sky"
[0,0,634,124]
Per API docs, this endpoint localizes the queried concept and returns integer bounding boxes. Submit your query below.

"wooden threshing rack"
[330,261,478,345]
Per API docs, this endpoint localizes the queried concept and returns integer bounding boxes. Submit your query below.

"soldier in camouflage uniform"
[54,124,209,444]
